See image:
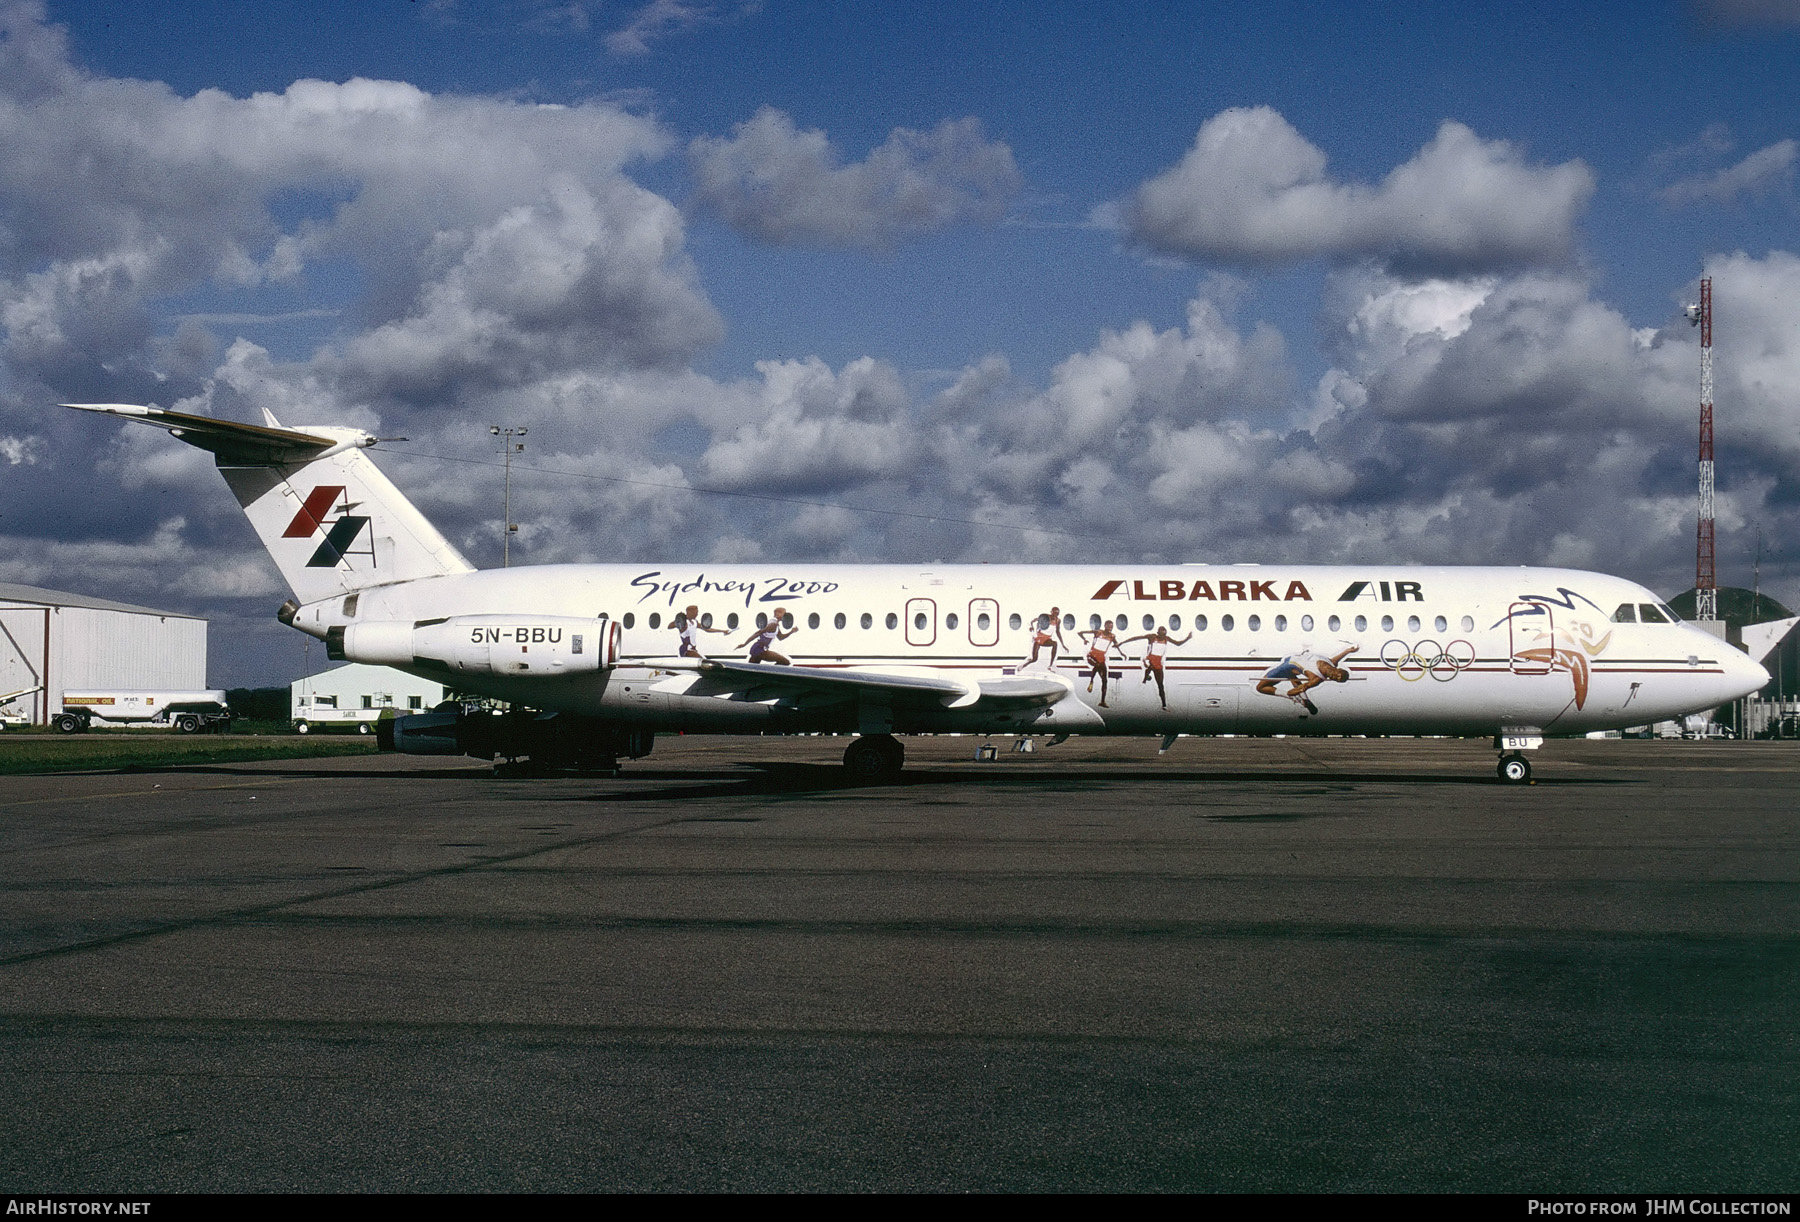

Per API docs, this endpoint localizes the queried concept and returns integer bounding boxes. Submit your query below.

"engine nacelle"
[330,616,621,676]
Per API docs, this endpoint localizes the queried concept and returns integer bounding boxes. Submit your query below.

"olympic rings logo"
[1379,638,1476,682]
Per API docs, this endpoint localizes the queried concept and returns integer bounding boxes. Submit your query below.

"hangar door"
[0,607,49,724]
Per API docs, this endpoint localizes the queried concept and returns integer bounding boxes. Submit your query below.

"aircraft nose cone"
[1733,650,1771,699]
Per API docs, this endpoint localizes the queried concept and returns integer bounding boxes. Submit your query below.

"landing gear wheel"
[843,734,904,783]
[1497,753,1532,785]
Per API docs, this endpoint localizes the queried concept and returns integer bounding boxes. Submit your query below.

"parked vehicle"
[56,690,232,734]
[1,686,41,729]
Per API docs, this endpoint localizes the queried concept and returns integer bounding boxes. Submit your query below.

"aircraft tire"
[1497,753,1531,785]
[843,734,904,783]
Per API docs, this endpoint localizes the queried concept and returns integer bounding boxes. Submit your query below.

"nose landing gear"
[1496,753,1532,785]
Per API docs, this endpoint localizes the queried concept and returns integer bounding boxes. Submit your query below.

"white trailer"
[56,690,232,734]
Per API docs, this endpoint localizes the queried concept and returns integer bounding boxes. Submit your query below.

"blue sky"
[4,0,1799,684]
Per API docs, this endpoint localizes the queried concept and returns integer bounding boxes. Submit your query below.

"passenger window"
[1354,615,1367,632]
[1612,604,1637,623]
[1222,614,1235,631]
[1194,615,1208,631]
[1460,616,1474,632]
[1008,613,1022,630]
[1434,615,1447,633]
[1089,614,1102,630]
[701,613,713,629]
[1248,615,1261,631]
[886,612,899,630]
[727,613,739,631]
[860,612,872,629]
[1639,604,1667,624]
[755,612,768,629]
[1274,614,1286,631]
[807,612,820,629]
[1142,614,1155,630]
[1327,615,1339,632]
[834,612,846,629]
[978,613,991,631]
[1302,615,1314,631]
[622,613,635,629]
[1170,614,1182,630]
[946,612,959,630]
[649,613,661,629]
[1380,615,1394,632]
[1115,615,1129,631]
[1407,615,1420,633]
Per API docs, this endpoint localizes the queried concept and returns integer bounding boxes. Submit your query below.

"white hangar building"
[291,663,451,732]
[0,583,209,726]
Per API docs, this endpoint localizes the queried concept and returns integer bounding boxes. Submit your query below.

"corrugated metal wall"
[0,607,50,723]
[0,600,207,724]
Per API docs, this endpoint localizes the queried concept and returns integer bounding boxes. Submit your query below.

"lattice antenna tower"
[1690,277,1716,623]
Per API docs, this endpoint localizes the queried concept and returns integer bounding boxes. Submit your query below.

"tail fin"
[65,404,475,604]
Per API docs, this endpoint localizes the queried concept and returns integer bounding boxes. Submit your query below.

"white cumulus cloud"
[1660,139,1797,206]
[1118,107,1595,275]
[689,107,1021,249]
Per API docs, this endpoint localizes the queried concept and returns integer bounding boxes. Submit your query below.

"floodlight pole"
[491,425,527,567]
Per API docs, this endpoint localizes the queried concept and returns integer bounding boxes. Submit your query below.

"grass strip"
[0,734,380,775]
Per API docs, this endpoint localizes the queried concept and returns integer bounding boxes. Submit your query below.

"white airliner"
[69,403,1768,784]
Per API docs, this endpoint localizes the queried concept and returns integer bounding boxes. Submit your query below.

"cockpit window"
[1611,603,1637,623]
[1658,603,1681,622]
[1638,604,1668,624]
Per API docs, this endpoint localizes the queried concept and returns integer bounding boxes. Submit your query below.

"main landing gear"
[1496,753,1532,785]
[843,734,904,783]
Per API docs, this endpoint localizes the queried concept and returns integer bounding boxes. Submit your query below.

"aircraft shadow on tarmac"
[113,760,1631,797]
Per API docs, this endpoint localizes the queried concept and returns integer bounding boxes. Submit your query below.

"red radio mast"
[1695,277,1716,623]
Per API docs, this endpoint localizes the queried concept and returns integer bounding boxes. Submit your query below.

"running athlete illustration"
[1121,625,1193,710]
[1078,622,1126,707]
[673,605,729,659]
[1027,607,1067,668]
[738,607,799,665]
[1254,644,1356,714]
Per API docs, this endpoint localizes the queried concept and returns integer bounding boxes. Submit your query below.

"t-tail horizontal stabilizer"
[64,403,474,604]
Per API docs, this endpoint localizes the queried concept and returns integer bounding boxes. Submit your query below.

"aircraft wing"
[62,404,345,465]
[654,659,1068,709]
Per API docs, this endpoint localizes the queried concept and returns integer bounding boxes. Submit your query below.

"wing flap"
[640,659,1072,710]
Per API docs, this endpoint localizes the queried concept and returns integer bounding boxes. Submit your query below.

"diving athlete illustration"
[1255,644,1356,714]
[1078,621,1126,707]
[1121,625,1193,710]
[1027,607,1067,668]
[739,606,799,665]
[673,605,729,659]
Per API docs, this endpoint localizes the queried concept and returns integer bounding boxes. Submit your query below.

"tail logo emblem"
[284,485,374,569]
